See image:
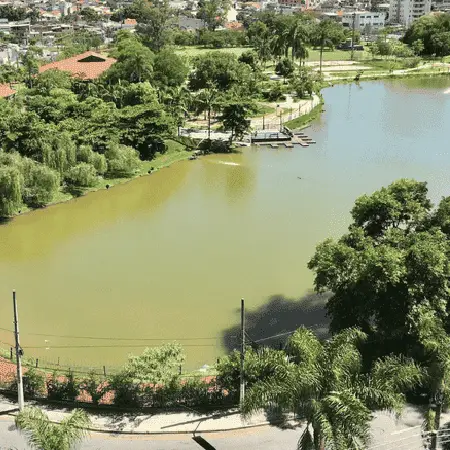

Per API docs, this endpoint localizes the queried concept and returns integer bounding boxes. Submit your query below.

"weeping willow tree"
[0,165,23,217]
[242,328,423,450]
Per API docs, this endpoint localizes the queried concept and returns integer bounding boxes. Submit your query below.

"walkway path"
[249,94,320,130]
[0,398,439,449]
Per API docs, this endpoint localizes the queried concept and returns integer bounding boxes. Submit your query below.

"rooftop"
[0,83,15,98]
[38,50,116,80]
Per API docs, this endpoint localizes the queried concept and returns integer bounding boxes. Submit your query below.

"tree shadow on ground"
[222,291,332,352]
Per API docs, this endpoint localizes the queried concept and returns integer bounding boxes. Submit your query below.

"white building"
[389,0,431,26]
[341,11,386,31]
[432,0,450,11]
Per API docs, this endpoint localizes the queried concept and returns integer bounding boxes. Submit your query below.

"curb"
[4,409,297,436]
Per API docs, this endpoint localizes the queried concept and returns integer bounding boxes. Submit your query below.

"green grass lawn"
[252,103,276,117]
[175,46,250,58]
[306,48,371,62]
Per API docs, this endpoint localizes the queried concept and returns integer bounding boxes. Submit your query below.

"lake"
[1,76,450,371]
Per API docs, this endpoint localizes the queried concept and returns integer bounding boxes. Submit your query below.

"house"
[38,50,116,80]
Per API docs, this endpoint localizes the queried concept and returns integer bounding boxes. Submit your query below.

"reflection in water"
[0,78,450,369]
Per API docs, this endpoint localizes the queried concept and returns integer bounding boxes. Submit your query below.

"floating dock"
[250,128,316,147]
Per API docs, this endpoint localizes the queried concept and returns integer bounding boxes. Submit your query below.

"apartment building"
[389,0,431,25]
[341,11,386,30]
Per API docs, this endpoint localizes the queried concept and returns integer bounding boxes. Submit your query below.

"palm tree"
[15,407,91,450]
[192,86,220,141]
[312,20,345,74]
[290,19,311,66]
[242,328,422,450]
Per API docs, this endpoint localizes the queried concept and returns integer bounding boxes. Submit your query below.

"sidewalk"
[0,394,295,435]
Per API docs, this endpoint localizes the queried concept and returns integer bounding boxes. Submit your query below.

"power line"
[0,326,13,333]
[23,344,217,349]
[21,331,218,341]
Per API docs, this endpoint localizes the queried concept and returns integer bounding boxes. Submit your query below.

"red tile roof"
[124,18,137,25]
[39,51,116,80]
[0,84,15,98]
[225,21,244,30]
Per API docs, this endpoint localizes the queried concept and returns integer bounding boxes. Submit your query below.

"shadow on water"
[222,291,332,352]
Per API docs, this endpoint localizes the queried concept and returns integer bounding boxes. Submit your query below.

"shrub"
[10,367,45,399]
[47,370,80,402]
[80,371,108,406]
[22,160,60,207]
[76,145,107,175]
[263,83,286,102]
[64,163,98,190]
[90,152,107,175]
[105,144,141,178]
[109,373,143,408]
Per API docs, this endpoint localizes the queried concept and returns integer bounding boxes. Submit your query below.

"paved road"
[0,405,432,450]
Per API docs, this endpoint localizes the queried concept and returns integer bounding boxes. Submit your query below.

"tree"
[105,143,141,178]
[197,0,230,31]
[192,87,220,140]
[431,31,450,57]
[308,179,450,362]
[238,51,260,71]
[217,346,288,394]
[403,13,450,56]
[22,160,60,207]
[311,20,345,74]
[242,328,422,450]
[135,0,174,52]
[0,5,27,21]
[105,34,154,83]
[0,165,22,217]
[289,16,312,64]
[118,100,174,160]
[409,303,450,448]
[222,100,253,143]
[412,39,425,56]
[21,46,42,88]
[80,7,102,24]
[275,57,295,82]
[153,49,189,89]
[291,67,319,99]
[189,52,241,91]
[376,39,393,58]
[15,407,90,450]
[120,343,185,385]
[64,163,98,192]
[33,70,73,95]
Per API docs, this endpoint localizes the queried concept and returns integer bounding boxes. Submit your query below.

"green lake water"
[1,76,450,371]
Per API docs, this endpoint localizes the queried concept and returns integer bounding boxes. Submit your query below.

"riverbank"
[12,140,192,219]
[285,67,450,130]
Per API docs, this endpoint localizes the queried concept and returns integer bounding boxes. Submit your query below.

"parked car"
[336,43,365,51]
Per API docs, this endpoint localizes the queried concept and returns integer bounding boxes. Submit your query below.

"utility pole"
[239,298,245,407]
[351,12,356,61]
[13,290,24,411]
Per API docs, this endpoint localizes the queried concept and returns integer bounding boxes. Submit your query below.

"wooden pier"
[250,127,316,148]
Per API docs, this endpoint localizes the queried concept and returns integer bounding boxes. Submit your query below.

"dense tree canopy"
[403,13,450,56]
[308,179,450,362]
